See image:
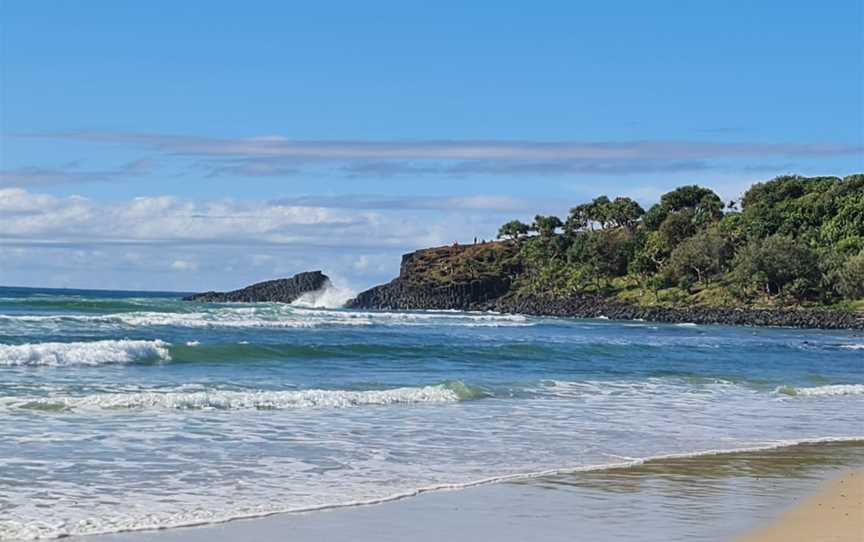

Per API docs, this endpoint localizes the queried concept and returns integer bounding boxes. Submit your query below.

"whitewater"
[0,286,862,540]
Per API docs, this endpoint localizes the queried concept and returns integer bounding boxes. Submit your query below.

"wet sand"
[79,441,864,542]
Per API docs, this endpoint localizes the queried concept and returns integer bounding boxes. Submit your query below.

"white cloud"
[0,188,522,290]
[170,259,198,271]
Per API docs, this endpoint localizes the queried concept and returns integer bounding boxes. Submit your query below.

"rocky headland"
[184,271,330,303]
[346,243,864,330]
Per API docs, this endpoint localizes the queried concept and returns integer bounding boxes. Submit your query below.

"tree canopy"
[495,174,864,307]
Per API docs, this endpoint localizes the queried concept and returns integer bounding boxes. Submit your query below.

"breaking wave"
[5,381,487,411]
[775,384,864,397]
[291,282,356,309]
[0,306,533,329]
[0,339,171,367]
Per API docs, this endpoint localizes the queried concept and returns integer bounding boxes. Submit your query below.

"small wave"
[6,381,487,411]
[775,384,864,397]
[0,339,170,367]
[0,307,533,329]
[2,435,860,540]
[840,344,864,350]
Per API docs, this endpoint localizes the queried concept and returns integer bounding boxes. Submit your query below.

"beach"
[79,441,864,542]
[739,469,863,542]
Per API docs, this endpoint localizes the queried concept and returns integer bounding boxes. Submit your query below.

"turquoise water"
[0,286,862,539]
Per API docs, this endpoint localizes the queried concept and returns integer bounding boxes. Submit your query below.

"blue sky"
[1,0,862,291]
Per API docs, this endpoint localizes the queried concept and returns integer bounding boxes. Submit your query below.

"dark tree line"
[497,174,864,305]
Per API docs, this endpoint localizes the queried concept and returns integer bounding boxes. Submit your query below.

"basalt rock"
[485,293,864,330]
[184,271,329,303]
[347,245,864,330]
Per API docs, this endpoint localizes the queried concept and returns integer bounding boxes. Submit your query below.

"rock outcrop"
[486,294,864,330]
[347,244,864,330]
[347,243,516,310]
[184,271,329,303]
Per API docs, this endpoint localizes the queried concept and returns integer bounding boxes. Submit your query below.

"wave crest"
[0,339,171,367]
[775,384,864,397]
[7,381,487,411]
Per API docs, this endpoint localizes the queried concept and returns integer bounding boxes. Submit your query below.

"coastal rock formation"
[184,271,330,303]
[348,244,516,310]
[486,294,864,330]
[347,245,864,330]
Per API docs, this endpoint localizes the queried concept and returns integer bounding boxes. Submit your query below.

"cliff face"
[347,243,517,310]
[347,243,864,329]
[184,271,329,303]
[348,275,510,311]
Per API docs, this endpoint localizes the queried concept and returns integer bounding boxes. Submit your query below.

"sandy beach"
[739,469,863,542]
[77,441,864,542]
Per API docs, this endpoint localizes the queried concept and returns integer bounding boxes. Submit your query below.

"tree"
[531,215,563,237]
[608,197,645,230]
[837,253,864,299]
[567,229,634,284]
[658,211,696,249]
[642,203,668,231]
[664,230,734,286]
[661,185,723,214]
[564,204,590,235]
[498,220,530,241]
[586,196,612,228]
[731,235,820,300]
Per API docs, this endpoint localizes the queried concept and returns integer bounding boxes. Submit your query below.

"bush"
[731,235,820,300]
[664,230,734,287]
[837,253,864,299]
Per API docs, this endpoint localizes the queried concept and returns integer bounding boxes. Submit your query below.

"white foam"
[776,384,864,397]
[0,306,533,329]
[0,339,170,367]
[840,344,864,350]
[6,383,470,411]
[291,282,356,309]
[2,435,861,541]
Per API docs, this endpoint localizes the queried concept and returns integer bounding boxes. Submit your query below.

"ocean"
[0,286,862,540]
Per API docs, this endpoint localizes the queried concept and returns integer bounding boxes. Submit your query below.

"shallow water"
[83,441,864,542]
[0,286,862,539]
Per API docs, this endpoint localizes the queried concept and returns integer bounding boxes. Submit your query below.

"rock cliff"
[347,243,864,329]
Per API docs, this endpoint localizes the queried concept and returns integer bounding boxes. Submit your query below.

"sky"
[1,0,862,292]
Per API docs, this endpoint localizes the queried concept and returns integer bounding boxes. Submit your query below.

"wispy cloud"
[15,131,861,179]
[269,194,547,212]
[0,159,153,188]
[23,131,860,159]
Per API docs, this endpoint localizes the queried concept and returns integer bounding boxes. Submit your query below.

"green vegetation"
[495,174,864,311]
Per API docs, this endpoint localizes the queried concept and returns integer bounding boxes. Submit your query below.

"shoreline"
[489,293,864,330]
[77,439,864,542]
[738,469,864,541]
[70,438,864,542]
[347,280,864,330]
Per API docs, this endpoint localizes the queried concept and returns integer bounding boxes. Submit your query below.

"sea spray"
[291,280,357,309]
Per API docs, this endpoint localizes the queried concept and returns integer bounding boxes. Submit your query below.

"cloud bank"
[7,131,857,184]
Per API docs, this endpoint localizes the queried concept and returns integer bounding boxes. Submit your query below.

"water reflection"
[509,441,864,540]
